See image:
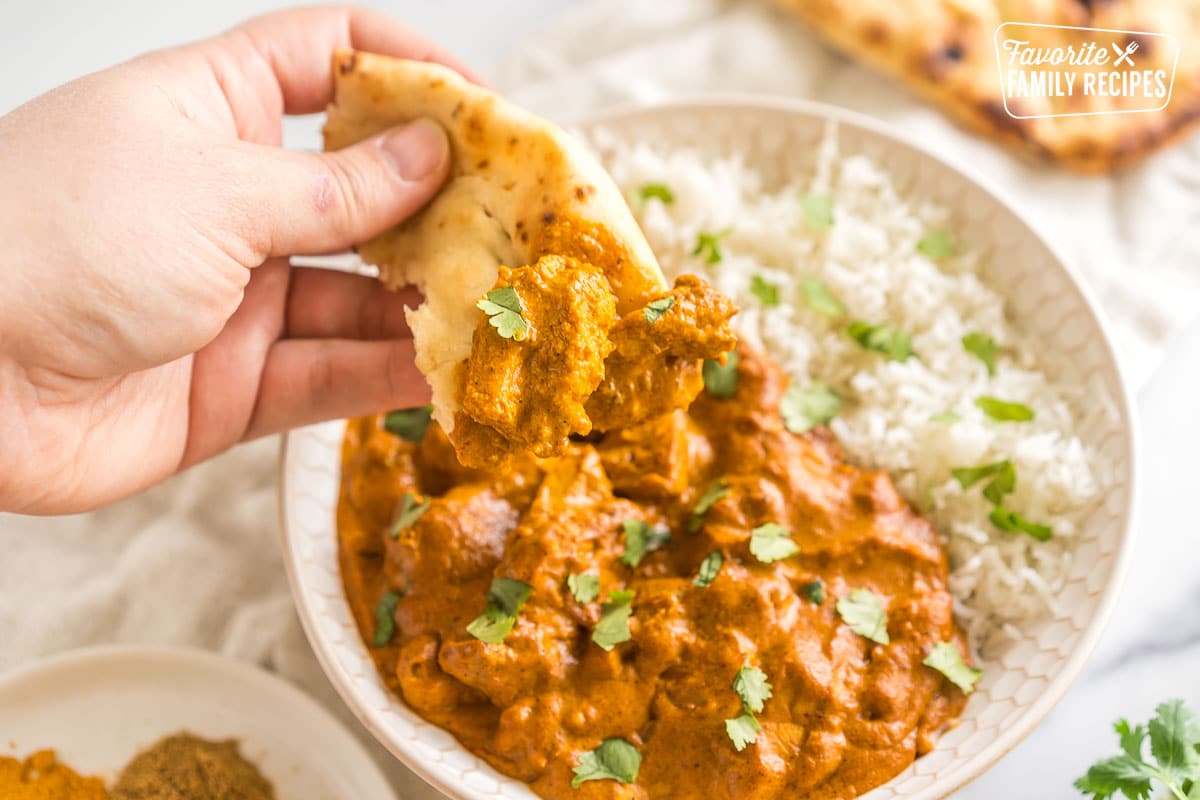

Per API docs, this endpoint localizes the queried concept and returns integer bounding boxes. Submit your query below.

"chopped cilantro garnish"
[642,296,675,323]
[801,276,846,317]
[619,520,671,567]
[688,480,729,533]
[750,275,780,307]
[725,666,773,751]
[572,738,641,788]
[693,551,724,588]
[780,382,840,434]
[692,230,730,264]
[465,577,532,644]
[846,320,914,362]
[702,351,740,399]
[951,459,1016,505]
[930,411,961,424]
[567,572,600,604]
[800,193,834,228]
[802,580,825,605]
[592,590,635,651]
[962,332,998,376]
[917,230,954,259]
[749,523,799,564]
[923,642,982,694]
[476,286,529,341]
[1076,700,1200,800]
[634,182,674,205]
[383,406,434,442]
[975,396,1035,422]
[371,590,403,647]
[989,507,1052,541]
[388,493,430,538]
[725,713,762,752]
[837,588,889,645]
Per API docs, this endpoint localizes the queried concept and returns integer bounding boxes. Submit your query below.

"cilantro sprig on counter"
[1076,700,1200,800]
[725,666,774,751]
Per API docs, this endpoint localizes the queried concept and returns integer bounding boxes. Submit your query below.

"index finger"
[227,5,484,115]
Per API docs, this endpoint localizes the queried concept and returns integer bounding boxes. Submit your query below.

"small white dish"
[280,98,1138,800]
[0,645,398,800]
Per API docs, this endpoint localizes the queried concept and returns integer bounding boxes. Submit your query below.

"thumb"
[244,118,450,258]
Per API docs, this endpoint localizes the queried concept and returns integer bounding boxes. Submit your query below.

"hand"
[0,7,466,514]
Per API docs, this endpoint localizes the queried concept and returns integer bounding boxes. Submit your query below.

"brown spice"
[110,734,273,800]
[0,749,109,799]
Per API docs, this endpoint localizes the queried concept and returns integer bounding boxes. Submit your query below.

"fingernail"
[378,119,449,182]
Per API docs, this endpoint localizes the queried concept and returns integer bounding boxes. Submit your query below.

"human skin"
[0,6,473,514]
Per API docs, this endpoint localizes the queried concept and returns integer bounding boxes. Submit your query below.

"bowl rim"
[279,94,1140,800]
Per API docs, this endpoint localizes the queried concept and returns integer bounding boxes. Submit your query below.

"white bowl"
[279,98,1138,800]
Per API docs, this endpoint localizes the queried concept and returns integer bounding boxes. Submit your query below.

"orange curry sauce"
[337,345,968,800]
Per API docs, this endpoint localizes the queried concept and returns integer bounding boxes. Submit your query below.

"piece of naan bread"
[323,50,666,433]
[773,0,1200,172]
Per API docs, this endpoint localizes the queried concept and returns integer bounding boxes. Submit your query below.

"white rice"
[592,125,1106,653]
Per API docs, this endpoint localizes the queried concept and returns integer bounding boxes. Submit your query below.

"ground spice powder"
[110,733,274,800]
[0,749,109,800]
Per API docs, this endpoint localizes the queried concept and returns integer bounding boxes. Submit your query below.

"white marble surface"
[1,1,1197,799]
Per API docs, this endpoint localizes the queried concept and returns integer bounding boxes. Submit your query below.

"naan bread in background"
[324,50,665,435]
[773,0,1200,172]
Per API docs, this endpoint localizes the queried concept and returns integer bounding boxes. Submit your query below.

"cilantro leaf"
[976,396,1035,422]
[693,551,724,587]
[619,520,671,567]
[643,296,675,323]
[692,230,730,264]
[837,588,889,645]
[989,507,1052,541]
[372,590,403,647]
[917,230,954,259]
[592,590,635,651]
[1075,755,1156,800]
[634,182,674,205]
[725,712,762,752]
[466,577,532,644]
[930,411,961,423]
[388,493,430,538]
[567,572,600,604]
[688,480,729,533]
[922,642,982,694]
[781,382,840,434]
[749,523,799,564]
[801,276,846,317]
[801,193,834,228]
[802,580,825,605]
[731,666,773,713]
[571,738,641,788]
[383,406,434,442]
[702,351,740,399]
[750,275,780,307]
[951,459,1016,505]
[847,320,914,362]
[476,286,529,341]
[962,332,998,376]
[1077,701,1200,800]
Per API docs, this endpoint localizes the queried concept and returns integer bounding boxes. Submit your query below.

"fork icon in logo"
[1112,41,1139,67]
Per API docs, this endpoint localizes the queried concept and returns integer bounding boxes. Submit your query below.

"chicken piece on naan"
[324,51,736,467]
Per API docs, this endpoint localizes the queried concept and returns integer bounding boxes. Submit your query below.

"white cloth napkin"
[0,1,1195,797]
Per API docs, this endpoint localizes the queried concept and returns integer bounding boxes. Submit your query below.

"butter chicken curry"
[339,339,971,798]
